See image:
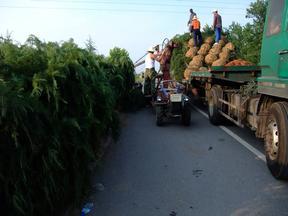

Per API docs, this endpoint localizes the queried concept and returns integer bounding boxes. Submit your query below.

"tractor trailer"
[190,0,288,179]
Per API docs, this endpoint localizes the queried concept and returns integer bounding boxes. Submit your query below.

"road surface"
[88,107,288,216]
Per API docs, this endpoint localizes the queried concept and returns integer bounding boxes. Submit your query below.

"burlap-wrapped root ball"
[205,54,218,65]
[184,67,199,80]
[199,67,208,72]
[225,42,235,51]
[219,52,230,61]
[225,59,254,66]
[222,47,230,54]
[198,43,211,56]
[188,39,195,48]
[184,68,192,80]
[193,54,204,62]
[209,44,222,55]
[205,36,214,45]
[189,55,204,68]
[212,43,223,49]
[212,58,227,66]
[185,47,198,58]
[218,39,226,47]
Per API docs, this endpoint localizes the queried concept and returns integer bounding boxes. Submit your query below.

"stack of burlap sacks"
[184,36,235,80]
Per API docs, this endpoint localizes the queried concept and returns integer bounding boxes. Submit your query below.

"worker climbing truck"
[190,0,288,179]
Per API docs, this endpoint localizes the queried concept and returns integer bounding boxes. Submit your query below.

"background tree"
[170,33,191,80]
[227,0,268,64]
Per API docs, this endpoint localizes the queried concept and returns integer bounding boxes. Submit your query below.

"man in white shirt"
[144,46,160,96]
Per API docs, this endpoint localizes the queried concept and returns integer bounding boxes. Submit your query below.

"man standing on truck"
[144,46,160,96]
[187,9,197,35]
[191,16,202,47]
[212,9,222,44]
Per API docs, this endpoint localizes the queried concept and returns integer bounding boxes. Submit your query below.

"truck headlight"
[157,96,162,102]
[184,97,189,102]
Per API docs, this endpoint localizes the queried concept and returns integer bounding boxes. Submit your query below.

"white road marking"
[193,106,266,162]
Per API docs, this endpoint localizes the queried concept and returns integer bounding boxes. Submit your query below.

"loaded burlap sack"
[189,55,204,68]
[218,39,226,47]
[199,67,208,72]
[205,53,218,65]
[188,39,195,48]
[184,68,192,80]
[209,43,222,55]
[219,52,230,61]
[205,36,214,45]
[225,59,253,66]
[222,47,230,54]
[224,42,235,51]
[197,43,211,56]
[184,67,199,80]
[185,47,198,58]
[212,58,227,66]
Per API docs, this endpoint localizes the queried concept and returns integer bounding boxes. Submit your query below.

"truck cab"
[259,0,288,98]
[256,0,288,179]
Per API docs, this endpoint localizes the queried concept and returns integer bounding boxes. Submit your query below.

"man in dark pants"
[212,9,222,44]
[191,16,202,47]
[187,9,197,35]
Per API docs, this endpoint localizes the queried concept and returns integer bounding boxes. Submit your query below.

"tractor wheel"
[181,104,191,126]
[265,102,288,179]
[208,86,225,125]
[156,106,164,126]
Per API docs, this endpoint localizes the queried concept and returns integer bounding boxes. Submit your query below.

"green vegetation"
[170,33,191,81]
[226,0,268,64]
[0,35,139,215]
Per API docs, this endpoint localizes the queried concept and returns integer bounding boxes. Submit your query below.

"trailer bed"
[191,66,261,83]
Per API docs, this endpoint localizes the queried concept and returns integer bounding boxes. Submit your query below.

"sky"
[0,0,255,70]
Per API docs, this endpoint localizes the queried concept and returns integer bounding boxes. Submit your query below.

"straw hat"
[147,47,155,52]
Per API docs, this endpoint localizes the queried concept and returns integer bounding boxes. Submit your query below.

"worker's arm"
[151,52,161,62]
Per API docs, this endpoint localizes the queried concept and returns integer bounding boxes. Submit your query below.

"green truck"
[190,0,288,179]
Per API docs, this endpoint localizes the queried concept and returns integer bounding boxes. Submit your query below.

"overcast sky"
[0,0,255,67]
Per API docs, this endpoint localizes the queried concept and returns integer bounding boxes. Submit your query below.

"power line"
[30,0,247,10]
[0,5,246,15]
[32,0,250,6]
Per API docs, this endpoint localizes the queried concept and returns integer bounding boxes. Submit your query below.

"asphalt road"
[88,107,288,216]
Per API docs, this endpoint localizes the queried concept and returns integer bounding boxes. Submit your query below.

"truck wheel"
[182,105,191,126]
[208,86,224,125]
[265,102,288,179]
[156,106,164,126]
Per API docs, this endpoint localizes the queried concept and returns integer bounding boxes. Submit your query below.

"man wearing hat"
[187,9,197,35]
[212,9,222,44]
[144,46,160,96]
[191,15,202,47]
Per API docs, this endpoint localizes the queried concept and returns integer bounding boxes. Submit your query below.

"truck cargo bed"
[191,66,261,83]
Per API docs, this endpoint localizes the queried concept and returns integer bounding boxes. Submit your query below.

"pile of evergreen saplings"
[0,35,142,216]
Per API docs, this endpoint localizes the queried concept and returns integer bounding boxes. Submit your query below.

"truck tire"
[156,106,164,126]
[208,86,225,125]
[181,104,191,126]
[265,102,288,179]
